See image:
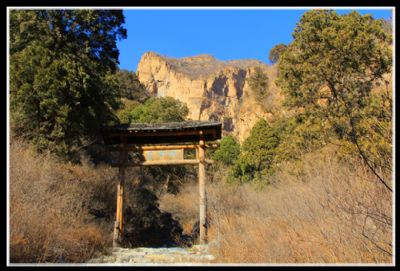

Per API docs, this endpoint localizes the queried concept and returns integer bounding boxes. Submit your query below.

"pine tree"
[276,10,392,191]
[10,10,127,159]
[268,43,287,64]
[231,119,279,184]
[212,136,240,166]
[128,97,189,124]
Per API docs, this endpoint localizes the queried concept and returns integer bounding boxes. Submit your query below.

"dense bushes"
[277,10,392,191]
[9,138,116,262]
[229,119,279,185]
[9,135,199,262]
[127,96,189,124]
[212,136,240,166]
[220,10,392,189]
[209,148,392,263]
[268,43,287,64]
[113,69,149,102]
[10,10,126,160]
[160,146,392,263]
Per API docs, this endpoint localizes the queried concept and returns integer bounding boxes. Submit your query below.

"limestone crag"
[137,52,283,142]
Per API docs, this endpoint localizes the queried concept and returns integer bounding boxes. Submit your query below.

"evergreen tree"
[212,136,240,166]
[248,67,269,102]
[114,69,149,102]
[128,97,189,124]
[10,10,127,159]
[268,43,287,64]
[231,119,279,184]
[276,10,392,191]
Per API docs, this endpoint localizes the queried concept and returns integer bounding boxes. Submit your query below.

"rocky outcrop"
[137,51,284,142]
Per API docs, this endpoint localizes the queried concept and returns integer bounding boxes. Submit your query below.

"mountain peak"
[136,51,279,142]
[138,52,268,80]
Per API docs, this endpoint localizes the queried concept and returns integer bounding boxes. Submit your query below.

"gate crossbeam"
[101,121,222,247]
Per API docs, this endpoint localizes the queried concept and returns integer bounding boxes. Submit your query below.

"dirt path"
[87,245,215,265]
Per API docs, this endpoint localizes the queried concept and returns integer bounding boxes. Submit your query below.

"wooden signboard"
[143,149,184,161]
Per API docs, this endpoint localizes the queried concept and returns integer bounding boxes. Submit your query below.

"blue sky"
[116,8,393,72]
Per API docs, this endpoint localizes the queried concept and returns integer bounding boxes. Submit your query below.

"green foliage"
[124,96,190,195]
[10,10,127,160]
[212,136,240,166]
[277,10,391,112]
[230,119,279,184]
[124,96,191,196]
[115,99,142,124]
[276,10,392,189]
[227,114,330,186]
[381,17,392,36]
[248,67,269,102]
[113,69,149,102]
[273,113,329,162]
[227,10,392,188]
[128,97,189,124]
[112,69,150,124]
[334,91,392,173]
[268,43,287,64]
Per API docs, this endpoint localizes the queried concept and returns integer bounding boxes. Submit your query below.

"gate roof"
[102,121,222,145]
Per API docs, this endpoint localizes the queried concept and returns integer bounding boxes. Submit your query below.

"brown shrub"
[11,134,391,263]
[159,146,393,263]
[159,183,199,234]
[9,137,193,261]
[9,139,115,263]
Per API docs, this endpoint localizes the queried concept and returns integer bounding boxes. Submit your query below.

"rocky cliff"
[136,51,285,142]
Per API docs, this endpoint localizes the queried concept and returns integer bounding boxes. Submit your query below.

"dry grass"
[9,138,116,263]
[159,183,199,235]
[159,146,393,263]
[10,133,392,264]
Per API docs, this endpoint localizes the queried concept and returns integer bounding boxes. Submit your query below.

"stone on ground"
[87,245,215,265]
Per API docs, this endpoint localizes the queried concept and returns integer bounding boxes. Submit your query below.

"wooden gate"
[102,121,222,247]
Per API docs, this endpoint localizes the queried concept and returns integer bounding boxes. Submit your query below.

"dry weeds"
[9,139,115,263]
[159,146,393,263]
[10,135,392,264]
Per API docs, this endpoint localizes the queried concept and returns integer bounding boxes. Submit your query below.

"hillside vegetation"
[9,9,393,264]
[10,136,114,262]
[161,146,392,263]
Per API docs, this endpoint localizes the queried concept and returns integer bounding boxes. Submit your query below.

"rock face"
[137,51,284,142]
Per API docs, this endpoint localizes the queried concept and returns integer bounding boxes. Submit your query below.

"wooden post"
[113,138,127,247]
[118,165,125,235]
[198,131,207,244]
